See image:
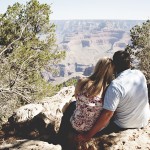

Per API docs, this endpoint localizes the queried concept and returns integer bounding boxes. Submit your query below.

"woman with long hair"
[57,57,114,149]
[70,57,114,132]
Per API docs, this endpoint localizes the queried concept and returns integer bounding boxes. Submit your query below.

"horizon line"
[51,18,147,21]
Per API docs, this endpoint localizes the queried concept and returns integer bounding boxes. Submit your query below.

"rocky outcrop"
[8,86,75,132]
[0,86,75,148]
[1,86,150,150]
[77,124,150,150]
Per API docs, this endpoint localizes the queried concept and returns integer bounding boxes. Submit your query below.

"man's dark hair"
[113,50,131,73]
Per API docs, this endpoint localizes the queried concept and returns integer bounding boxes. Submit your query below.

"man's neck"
[116,68,130,76]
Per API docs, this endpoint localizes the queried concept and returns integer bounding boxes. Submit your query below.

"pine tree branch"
[9,52,38,88]
[0,23,29,56]
[0,88,31,103]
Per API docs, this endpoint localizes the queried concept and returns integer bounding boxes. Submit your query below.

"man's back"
[104,69,150,128]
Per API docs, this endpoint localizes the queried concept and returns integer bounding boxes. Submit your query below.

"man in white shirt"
[76,50,150,142]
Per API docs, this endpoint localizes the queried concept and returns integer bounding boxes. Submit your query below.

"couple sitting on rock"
[58,50,150,149]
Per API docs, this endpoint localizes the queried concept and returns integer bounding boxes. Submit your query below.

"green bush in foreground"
[0,0,65,124]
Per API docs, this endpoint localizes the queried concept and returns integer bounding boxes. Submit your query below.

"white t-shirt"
[103,69,150,128]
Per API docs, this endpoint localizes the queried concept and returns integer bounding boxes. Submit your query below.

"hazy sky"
[0,0,150,20]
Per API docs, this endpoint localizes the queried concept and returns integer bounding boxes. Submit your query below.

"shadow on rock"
[1,115,57,144]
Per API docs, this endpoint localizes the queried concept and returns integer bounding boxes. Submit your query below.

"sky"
[0,0,150,20]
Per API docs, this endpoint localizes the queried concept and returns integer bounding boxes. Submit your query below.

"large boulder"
[1,86,75,143]
[8,86,75,132]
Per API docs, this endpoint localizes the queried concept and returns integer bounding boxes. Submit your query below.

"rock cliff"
[0,86,150,150]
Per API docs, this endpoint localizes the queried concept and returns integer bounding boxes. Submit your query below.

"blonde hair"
[75,57,114,98]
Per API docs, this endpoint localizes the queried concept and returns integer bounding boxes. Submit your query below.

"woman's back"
[70,57,114,132]
[70,91,103,132]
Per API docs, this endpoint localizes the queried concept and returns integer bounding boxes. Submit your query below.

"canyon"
[45,20,144,84]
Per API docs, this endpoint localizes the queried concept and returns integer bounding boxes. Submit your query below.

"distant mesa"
[61,44,70,51]
[62,40,70,43]
[84,35,91,39]
[83,65,94,76]
[75,63,91,73]
[82,40,90,47]
[114,42,127,48]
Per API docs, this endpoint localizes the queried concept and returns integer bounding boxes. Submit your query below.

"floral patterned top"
[70,92,103,132]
